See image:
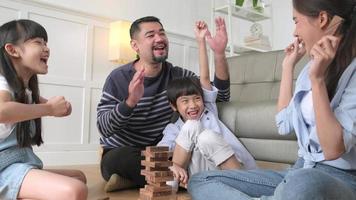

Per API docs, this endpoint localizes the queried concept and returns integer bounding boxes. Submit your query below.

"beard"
[153,54,168,63]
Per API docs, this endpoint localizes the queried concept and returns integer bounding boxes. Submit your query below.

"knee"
[197,130,221,148]
[75,170,87,184]
[62,180,88,200]
[275,169,353,200]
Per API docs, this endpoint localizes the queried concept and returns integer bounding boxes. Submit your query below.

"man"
[97,16,230,192]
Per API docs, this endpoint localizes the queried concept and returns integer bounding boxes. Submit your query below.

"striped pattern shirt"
[97,61,230,149]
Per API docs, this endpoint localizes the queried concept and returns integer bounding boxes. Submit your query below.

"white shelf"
[226,44,271,57]
[211,0,273,56]
[214,5,269,22]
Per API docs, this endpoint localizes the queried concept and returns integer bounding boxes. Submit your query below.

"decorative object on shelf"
[244,22,271,51]
[241,0,264,13]
[235,0,244,6]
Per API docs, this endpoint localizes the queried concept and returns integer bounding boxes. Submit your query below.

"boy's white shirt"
[158,86,257,170]
[0,75,15,141]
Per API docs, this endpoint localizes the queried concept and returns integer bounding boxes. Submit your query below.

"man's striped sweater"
[97,61,230,149]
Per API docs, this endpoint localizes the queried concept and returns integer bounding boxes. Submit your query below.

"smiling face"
[12,37,50,80]
[292,9,326,56]
[173,94,204,121]
[130,21,169,64]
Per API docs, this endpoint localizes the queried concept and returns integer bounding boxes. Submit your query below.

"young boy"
[157,20,256,186]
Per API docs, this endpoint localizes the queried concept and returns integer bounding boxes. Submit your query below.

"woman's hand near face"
[282,39,306,70]
[309,35,340,81]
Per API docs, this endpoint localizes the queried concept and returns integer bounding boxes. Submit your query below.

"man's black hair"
[129,16,163,39]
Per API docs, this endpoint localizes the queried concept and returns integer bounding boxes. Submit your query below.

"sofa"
[217,50,309,170]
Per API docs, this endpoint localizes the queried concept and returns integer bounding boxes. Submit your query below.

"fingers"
[131,68,145,86]
[311,35,340,60]
[215,17,226,30]
[195,21,207,29]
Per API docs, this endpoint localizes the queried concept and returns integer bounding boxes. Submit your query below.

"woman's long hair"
[0,19,47,147]
[293,0,356,99]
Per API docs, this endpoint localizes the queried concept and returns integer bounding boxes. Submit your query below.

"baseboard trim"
[35,150,101,166]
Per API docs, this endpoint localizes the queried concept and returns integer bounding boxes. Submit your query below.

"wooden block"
[145,166,170,171]
[145,174,174,183]
[141,170,173,177]
[145,184,173,193]
[147,181,167,187]
[141,160,172,168]
[142,151,173,159]
[145,146,169,152]
[140,188,173,198]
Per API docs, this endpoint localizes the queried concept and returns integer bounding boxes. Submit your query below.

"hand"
[46,96,71,117]
[309,35,340,81]
[169,163,188,185]
[282,39,306,70]
[126,68,145,107]
[206,17,228,55]
[194,21,209,43]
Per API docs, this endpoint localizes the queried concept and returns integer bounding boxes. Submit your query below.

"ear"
[4,43,20,58]
[130,39,139,53]
[169,103,177,112]
[318,11,329,29]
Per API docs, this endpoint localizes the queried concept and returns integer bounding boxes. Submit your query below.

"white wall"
[27,0,211,38]
[0,0,294,165]
[28,0,296,50]
[0,0,200,165]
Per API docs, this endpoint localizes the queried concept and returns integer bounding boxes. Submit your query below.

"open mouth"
[187,110,199,119]
[153,44,166,54]
[40,57,48,64]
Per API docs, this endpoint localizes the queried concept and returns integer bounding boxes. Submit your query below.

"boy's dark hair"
[0,19,46,147]
[167,77,204,108]
[129,16,163,39]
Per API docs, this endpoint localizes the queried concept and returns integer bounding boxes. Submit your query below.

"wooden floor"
[46,165,191,200]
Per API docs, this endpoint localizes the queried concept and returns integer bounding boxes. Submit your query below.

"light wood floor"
[46,165,191,200]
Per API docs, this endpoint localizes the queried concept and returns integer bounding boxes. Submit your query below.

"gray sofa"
[218,50,309,170]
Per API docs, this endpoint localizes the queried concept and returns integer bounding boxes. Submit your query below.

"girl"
[188,0,356,199]
[0,19,87,200]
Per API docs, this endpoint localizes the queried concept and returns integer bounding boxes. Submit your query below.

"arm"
[278,39,306,111]
[157,123,180,151]
[97,69,144,137]
[194,21,212,91]
[171,143,190,184]
[206,17,229,81]
[206,17,230,102]
[0,91,71,123]
[309,36,344,160]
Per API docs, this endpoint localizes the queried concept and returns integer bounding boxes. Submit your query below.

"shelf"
[226,44,271,56]
[214,5,269,22]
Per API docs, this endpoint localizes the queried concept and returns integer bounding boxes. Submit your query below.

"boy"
[157,20,256,186]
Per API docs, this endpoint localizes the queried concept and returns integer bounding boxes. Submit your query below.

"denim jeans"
[188,158,356,200]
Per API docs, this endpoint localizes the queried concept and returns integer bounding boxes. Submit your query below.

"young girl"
[158,20,256,187]
[0,19,87,200]
[188,0,356,199]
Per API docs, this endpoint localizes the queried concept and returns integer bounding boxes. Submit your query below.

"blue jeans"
[188,158,356,200]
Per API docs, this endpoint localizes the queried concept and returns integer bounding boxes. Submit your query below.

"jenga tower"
[139,146,177,200]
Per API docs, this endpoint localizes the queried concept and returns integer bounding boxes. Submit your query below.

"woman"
[188,0,356,199]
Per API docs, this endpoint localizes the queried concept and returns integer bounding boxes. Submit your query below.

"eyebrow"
[144,28,165,36]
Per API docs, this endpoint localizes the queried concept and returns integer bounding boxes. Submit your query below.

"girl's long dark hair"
[0,19,47,147]
[293,0,356,99]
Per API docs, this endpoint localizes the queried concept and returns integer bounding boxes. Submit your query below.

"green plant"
[235,0,244,6]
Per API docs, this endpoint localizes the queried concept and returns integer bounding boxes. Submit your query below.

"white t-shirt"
[0,75,15,141]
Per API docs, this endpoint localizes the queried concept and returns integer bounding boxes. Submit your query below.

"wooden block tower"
[139,146,177,200]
